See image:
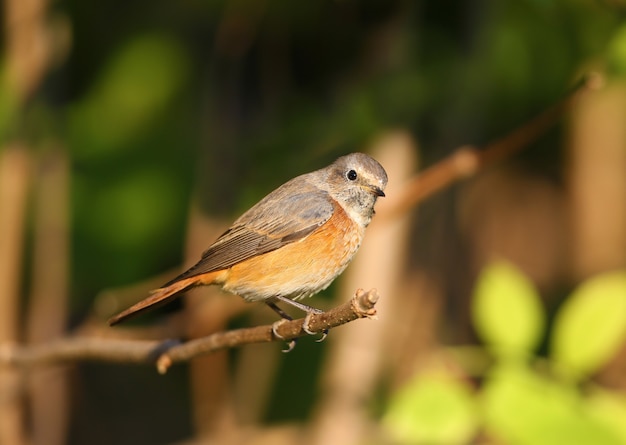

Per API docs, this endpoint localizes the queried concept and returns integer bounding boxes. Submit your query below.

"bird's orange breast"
[217,201,364,302]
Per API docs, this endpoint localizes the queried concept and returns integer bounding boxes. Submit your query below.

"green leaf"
[70,34,190,159]
[587,387,626,443]
[383,370,478,445]
[81,167,184,250]
[481,362,623,445]
[551,271,626,380]
[607,24,626,75]
[472,261,545,357]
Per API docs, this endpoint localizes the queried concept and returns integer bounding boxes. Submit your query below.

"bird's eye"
[346,169,358,181]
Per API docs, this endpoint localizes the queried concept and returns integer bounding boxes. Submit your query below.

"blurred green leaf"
[472,261,545,357]
[551,271,626,381]
[607,24,626,75]
[485,22,532,95]
[383,370,478,445]
[482,362,623,445]
[69,34,189,159]
[80,167,184,250]
[587,387,626,443]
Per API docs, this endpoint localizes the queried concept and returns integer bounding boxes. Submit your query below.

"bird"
[108,152,387,346]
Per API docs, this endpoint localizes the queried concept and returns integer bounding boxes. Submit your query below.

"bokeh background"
[1,1,626,444]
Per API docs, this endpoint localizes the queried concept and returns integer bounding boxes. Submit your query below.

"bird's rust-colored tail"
[108,277,199,326]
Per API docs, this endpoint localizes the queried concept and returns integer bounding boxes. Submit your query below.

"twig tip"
[353,288,380,319]
[366,288,380,304]
[156,354,172,374]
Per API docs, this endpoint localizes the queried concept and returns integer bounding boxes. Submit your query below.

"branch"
[0,289,379,374]
[383,73,603,219]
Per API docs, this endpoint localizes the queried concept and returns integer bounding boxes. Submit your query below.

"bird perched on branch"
[108,153,387,347]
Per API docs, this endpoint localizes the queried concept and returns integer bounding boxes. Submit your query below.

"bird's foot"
[271,319,297,353]
[303,309,329,342]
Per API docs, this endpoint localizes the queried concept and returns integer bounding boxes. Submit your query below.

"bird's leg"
[266,301,297,353]
[266,300,294,321]
[273,295,329,341]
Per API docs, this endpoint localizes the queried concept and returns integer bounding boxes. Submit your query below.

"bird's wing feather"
[163,180,334,285]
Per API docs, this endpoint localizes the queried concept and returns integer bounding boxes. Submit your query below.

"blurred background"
[1,0,626,444]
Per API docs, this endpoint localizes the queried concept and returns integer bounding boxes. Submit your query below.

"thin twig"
[0,289,379,374]
[383,73,603,219]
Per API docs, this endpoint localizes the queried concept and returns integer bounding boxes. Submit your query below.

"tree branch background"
[1,1,625,445]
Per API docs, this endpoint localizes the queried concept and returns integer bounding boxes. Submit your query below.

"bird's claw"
[315,329,329,343]
[303,311,329,342]
[282,339,297,353]
[272,319,298,353]
[271,318,288,339]
[272,309,328,350]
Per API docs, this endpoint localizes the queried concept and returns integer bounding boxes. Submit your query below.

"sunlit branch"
[0,289,379,374]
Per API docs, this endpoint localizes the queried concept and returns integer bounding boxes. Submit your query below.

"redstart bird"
[108,153,387,342]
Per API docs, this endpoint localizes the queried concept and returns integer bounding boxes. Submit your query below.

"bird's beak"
[368,185,385,197]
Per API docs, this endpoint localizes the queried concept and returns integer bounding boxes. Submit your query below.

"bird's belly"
[221,206,364,302]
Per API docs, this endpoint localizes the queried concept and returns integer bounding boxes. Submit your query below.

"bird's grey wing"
[163,183,334,285]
